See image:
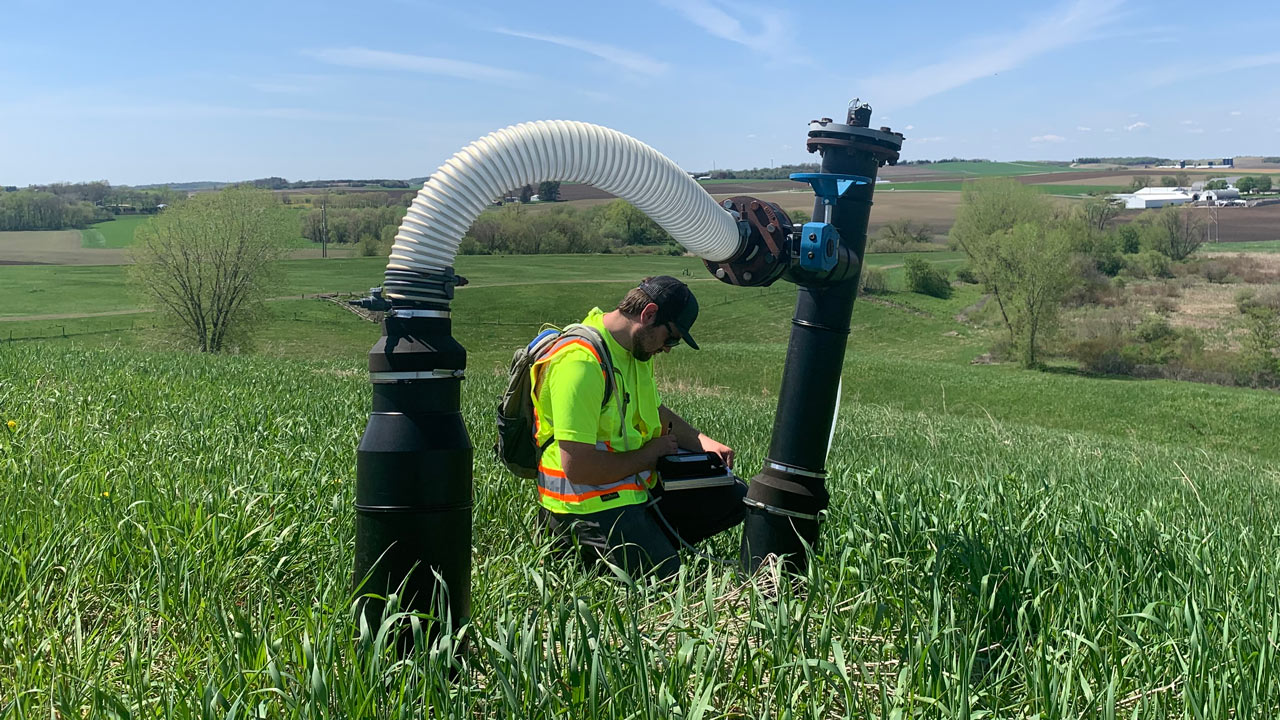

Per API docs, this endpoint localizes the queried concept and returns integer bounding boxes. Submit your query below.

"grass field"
[80,215,153,249]
[5,252,1280,714]
[1205,240,1280,253]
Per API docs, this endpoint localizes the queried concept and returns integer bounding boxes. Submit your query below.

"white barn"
[1111,187,1195,209]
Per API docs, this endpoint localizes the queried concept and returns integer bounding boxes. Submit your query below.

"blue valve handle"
[788,173,873,204]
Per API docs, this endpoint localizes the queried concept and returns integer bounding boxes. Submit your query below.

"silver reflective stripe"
[537,468,652,501]
[767,460,826,479]
[388,309,451,319]
[742,497,822,521]
[371,369,464,383]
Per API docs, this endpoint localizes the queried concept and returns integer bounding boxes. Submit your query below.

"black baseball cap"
[638,276,700,350]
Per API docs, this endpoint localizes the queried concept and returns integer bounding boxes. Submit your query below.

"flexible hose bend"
[385,120,742,306]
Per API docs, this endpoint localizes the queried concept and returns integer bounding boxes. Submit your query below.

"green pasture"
[1207,240,1280,253]
[79,214,332,251]
[0,253,965,320]
[79,215,153,248]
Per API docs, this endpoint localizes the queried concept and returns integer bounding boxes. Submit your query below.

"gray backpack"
[494,324,617,479]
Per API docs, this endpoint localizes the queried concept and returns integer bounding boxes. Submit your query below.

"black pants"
[538,479,748,579]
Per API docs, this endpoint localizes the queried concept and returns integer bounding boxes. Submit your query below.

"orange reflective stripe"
[538,482,647,503]
[537,337,601,365]
[538,462,566,478]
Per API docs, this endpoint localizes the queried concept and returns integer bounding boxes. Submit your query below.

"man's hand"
[643,433,679,464]
[698,435,735,469]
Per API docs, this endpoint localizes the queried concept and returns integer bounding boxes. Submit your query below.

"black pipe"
[353,311,472,638]
[740,109,901,572]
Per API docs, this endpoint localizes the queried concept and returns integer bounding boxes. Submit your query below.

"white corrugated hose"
[384,120,742,305]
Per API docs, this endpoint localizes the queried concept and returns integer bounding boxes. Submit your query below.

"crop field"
[4,254,1280,715]
[887,181,1127,196]
[898,161,1080,177]
[0,230,128,266]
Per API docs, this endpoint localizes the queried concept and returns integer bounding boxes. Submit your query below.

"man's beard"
[630,325,662,362]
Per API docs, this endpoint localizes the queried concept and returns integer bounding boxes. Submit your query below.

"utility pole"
[321,190,330,259]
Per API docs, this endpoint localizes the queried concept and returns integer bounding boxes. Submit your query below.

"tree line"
[0,182,186,231]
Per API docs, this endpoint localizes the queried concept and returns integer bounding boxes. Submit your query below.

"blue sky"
[2,0,1278,186]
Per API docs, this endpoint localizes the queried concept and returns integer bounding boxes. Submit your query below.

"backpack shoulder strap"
[560,324,616,407]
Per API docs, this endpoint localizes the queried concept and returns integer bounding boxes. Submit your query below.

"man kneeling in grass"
[530,276,745,578]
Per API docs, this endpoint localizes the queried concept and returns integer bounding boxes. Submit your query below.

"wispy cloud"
[1230,110,1243,116]
[860,0,1124,108]
[1180,120,1198,125]
[0,96,388,124]
[658,0,797,60]
[303,47,533,85]
[1031,134,1066,143]
[914,136,945,144]
[1126,121,1149,131]
[493,28,669,76]
[1076,126,1092,132]
[904,124,915,131]
[1143,51,1280,86]
[1186,127,1205,134]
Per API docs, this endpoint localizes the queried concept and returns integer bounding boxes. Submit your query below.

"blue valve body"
[799,221,838,272]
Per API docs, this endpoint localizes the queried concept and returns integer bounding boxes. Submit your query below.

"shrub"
[1202,261,1232,284]
[954,265,979,284]
[859,266,888,295]
[1071,335,1137,375]
[1136,314,1175,343]
[1123,251,1171,279]
[1237,287,1280,314]
[1116,225,1142,254]
[903,255,953,298]
[1237,306,1280,381]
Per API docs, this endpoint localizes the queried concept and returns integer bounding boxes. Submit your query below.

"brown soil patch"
[1114,204,1280,244]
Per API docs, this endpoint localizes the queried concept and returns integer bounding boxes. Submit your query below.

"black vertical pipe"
[353,312,472,637]
[740,123,890,573]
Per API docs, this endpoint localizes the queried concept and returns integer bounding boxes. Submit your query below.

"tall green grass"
[3,341,1280,716]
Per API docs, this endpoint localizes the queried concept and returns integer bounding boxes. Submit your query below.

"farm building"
[1111,187,1195,209]
[1200,188,1241,203]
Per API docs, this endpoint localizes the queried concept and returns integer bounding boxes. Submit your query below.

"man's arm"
[658,404,735,468]
[560,435,677,486]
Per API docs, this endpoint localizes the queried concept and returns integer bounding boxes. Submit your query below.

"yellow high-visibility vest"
[531,307,661,514]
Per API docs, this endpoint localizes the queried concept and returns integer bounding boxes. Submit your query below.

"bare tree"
[1082,197,1119,234]
[129,187,294,352]
[1149,206,1205,261]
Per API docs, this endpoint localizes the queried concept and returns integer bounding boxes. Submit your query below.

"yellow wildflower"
[101,491,110,498]
[5,420,14,431]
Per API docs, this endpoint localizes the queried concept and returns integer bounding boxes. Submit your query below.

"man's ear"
[639,302,659,325]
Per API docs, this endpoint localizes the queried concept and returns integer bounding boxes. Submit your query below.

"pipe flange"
[703,196,792,287]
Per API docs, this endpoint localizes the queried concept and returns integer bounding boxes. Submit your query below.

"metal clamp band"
[742,497,822,522]
[388,309,451,319]
[371,369,464,383]
[766,461,826,479]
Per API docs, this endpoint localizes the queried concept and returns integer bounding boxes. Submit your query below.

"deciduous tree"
[1141,205,1204,261]
[537,181,561,202]
[129,187,294,352]
[950,179,1074,367]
